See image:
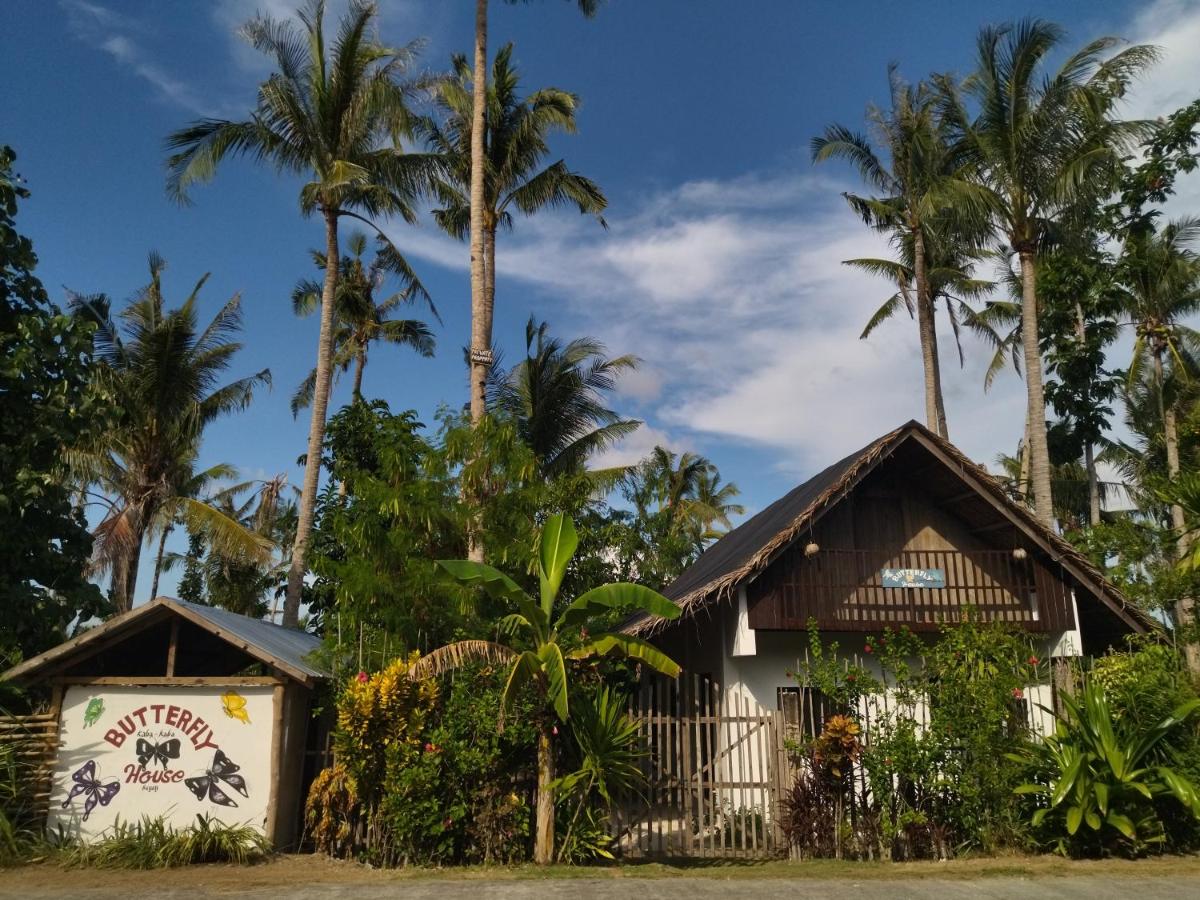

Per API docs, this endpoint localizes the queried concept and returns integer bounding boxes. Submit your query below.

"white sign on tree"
[48,685,273,840]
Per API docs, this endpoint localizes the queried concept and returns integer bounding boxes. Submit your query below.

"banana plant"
[1012,681,1200,854]
[409,513,680,864]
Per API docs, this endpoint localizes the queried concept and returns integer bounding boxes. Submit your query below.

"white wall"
[48,685,275,841]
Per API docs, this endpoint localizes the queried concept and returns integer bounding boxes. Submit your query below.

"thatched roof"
[625,420,1156,638]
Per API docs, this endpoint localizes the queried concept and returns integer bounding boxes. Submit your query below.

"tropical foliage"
[410,513,680,864]
[1012,682,1200,856]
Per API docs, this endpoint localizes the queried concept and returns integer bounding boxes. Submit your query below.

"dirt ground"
[5,852,1200,899]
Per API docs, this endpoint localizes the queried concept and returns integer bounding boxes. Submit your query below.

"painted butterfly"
[135,738,181,769]
[184,749,249,808]
[61,760,120,821]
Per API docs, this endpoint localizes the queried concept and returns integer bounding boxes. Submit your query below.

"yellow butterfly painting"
[221,690,251,725]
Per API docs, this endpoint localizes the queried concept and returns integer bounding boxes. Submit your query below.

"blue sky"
[5,0,1200,603]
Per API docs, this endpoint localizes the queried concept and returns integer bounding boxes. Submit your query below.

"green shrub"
[311,658,537,866]
[1012,681,1200,857]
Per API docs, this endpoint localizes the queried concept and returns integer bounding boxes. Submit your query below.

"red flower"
[1028,656,1039,666]
[552,725,559,736]
[356,671,368,684]
[864,644,873,654]
[1012,687,1024,699]
[846,674,856,682]
[424,742,433,752]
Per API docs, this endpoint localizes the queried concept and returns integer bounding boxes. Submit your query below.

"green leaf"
[570,633,681,678]
[538,514,578,616]
[1031,808,1048,827]
[500,651,542,727]
[1015,783,1047,795]
[555,582,681,631]
[1051,754,1085,808]
[1084,809,1101,831]
[1094,781,1109,815]
[539,642,570,722]
[1066,805,1083,835]
[1106,812,1136,840]
[437,559,545,635]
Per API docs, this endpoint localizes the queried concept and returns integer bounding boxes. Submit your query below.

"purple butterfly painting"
[184,749,249,808]
[61,760,120,821]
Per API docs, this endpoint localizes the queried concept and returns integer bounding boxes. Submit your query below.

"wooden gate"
[613,675,787,859]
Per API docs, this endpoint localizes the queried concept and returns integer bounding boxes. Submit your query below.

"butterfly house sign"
[48,685,271,840]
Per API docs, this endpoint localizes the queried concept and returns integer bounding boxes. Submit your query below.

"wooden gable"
[746,441,1076,633]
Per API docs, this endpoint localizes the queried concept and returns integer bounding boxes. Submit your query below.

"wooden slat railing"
[749,548,1074,632]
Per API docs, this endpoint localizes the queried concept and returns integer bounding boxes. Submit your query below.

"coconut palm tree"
[464,4,604,427]
[165,0,439,627]
[1123,219,1200,529]
[410,513,679,865]
[69,255,271,613]
[489,317,638,477]
[849,232,992,370]
[291,232,436,415]
[813,69,984,439]
[940,19,1158,525]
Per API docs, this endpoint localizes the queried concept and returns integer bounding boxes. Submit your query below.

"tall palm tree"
[1122,219,1200,544]
[941,19,1157,525]
[465,3,604,428]
[411,514,679,865]
[489,317,638,477]
[291,231,436,415]
[813,69,983,439]
[165,0,438,628]
[69,255,271,613]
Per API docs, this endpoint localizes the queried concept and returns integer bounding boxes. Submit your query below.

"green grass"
[54,815,271,869]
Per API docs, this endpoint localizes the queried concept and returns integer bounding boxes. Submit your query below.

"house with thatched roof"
[625,420,1154,718]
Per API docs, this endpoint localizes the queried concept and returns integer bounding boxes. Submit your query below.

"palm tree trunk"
[1152,350,1199,670]
[1084,441,1101,527]
[283,206,341,628]
[124,531,144,614]
[465,0,490,566]
[351,348,366,402]
[1018,250,1054,526]
[149,524,172,600]
[1074,304,1101,526]
[913,229,946,438]
[535,723,555,865]
[468,0,490,425]
[1019,413,1032,504]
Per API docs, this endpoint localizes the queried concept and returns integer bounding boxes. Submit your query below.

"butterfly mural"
[221,690,251,724]
[135,738,181,769]
[82,697,104,728]
[61,760,120,821]
[185,750,249,808]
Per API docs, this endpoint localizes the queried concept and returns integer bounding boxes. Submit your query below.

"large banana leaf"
[570,633,681,678]
[538,514,577,617]
[555,582,681,631]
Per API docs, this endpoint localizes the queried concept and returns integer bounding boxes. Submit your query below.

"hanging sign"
[881,567,946,589]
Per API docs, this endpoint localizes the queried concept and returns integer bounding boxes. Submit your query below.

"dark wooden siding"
[745,465,1077,633]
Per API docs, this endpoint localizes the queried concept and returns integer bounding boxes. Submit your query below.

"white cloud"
[61,0,215,115]
[392,170,1029,478]
[1123,0,1200,217]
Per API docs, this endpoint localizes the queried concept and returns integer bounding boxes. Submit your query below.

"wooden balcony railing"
[746,548,1075,633]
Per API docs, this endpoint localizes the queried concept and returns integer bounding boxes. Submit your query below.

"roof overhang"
[2,598,326,687]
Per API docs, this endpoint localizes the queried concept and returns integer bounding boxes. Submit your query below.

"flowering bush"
[307,657,537,866]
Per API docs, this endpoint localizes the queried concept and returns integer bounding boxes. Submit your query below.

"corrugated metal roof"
[172,600,329,681]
